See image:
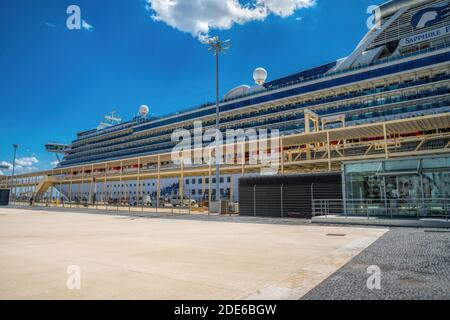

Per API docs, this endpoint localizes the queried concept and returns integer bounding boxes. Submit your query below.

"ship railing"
[70,41,450,142]
[221,41,450,103]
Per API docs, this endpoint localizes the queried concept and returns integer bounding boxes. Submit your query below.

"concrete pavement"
[0,207,386,299]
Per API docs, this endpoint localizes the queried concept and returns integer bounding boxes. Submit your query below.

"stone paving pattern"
[303,228,450,300]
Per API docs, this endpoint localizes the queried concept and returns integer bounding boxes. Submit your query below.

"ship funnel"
[376,0,430,21]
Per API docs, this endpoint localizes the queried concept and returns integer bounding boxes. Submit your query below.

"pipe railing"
[312,198,450,221]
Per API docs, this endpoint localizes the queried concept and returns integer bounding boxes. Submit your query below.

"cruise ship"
[2,0,450,214]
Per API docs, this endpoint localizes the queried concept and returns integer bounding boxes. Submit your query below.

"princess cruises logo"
[411,1,450,29]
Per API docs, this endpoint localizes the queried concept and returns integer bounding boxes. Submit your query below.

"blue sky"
[0,0,382,174]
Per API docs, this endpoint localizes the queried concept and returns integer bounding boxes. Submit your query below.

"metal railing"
[312,198,450,221]
[8,187,240,217]
[11,196,206,216]
[222,41,450,102]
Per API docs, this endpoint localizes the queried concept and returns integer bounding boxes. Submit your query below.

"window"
[185,179,189,184]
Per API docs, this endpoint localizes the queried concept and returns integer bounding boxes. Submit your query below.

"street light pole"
[202,36,231,206]
[214,46,220,204]
[10,144,18,204]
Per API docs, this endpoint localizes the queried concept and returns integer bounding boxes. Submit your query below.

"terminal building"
[2,0,450,218]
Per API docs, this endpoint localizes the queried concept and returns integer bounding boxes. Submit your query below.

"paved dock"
[0,207,386,299]
[303,228,450,300]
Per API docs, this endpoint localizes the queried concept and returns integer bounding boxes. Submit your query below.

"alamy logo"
[411,2,450,29]
[171,121,280,176]
[66,5,81,30]
[66,265,81,290]
[366,265,381,290]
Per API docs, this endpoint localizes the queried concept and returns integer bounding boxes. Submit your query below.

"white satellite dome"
[253,68,268,85]
[139,105,149,117]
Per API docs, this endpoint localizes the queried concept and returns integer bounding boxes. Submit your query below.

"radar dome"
[139,105,149,117]
[253,68,267,85]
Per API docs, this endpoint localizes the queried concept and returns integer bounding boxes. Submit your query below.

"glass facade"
[344,156,450,218]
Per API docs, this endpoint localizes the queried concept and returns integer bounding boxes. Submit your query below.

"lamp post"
[10,144,18,203]
[202,36,231,206]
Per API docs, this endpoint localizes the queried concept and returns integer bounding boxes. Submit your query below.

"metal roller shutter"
[239,173,342,218]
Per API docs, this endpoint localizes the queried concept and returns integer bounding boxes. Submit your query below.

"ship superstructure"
[58,0,450,170]
[3,0,450,208]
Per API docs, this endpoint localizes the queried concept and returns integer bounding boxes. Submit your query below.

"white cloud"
[15,157,39,167]
[0,170,3,176]
[51,160,60,167]
[82,20,94,31]
[262,0,314,17]
[146,0,315,37]
[1,161,12,169]
[15,166,39,174]
[0,156,40,175]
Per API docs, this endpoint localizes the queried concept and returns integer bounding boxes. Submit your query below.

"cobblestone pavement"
[302,228,450,300]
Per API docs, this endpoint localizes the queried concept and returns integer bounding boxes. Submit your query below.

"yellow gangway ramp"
[34,176,59,196]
